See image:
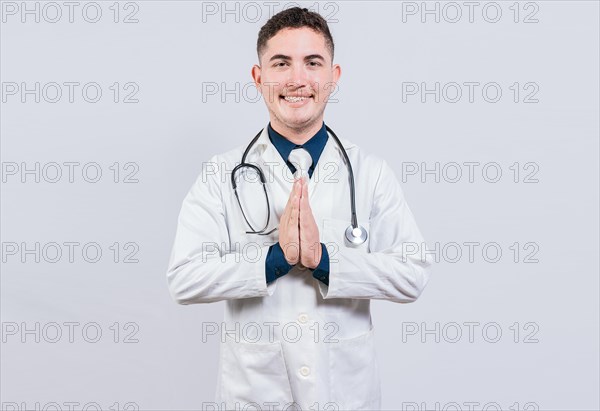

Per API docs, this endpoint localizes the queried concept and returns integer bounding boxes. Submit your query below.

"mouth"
[280,94,314,105]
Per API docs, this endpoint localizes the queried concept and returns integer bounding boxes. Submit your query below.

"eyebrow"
[269,54,326,62]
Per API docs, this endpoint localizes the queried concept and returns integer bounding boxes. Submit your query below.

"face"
[252,27,341,135]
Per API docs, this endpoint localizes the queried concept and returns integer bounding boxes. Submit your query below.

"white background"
[1,1,599,410]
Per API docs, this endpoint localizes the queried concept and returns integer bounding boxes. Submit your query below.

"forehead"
[264,27,329,57]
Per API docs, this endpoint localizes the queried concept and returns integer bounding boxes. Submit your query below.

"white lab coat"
[166,125,431,410]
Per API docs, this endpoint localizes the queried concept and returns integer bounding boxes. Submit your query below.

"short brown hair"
[257,7,335,63]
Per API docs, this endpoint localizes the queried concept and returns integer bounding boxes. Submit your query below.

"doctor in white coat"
[167,7,431,410]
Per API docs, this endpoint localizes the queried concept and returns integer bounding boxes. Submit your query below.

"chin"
[283,112,316,123]
[283,117,315,129]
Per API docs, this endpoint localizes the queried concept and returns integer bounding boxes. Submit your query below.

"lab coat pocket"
[329,327,381,410]
[220,334,295,407]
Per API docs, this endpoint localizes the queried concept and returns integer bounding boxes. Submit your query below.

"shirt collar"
[267,121,329,177]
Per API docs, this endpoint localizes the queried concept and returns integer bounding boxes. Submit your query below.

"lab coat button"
[298,313,308,324]
[300,366,310,376]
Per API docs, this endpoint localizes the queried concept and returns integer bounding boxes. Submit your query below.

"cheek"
[259,84,284,104]
[314,86,332,102]
[314,76,334,95]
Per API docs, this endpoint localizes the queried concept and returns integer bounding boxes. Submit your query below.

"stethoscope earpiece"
[345,225,368,245]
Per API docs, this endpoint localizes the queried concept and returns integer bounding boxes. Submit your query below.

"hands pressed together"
[278,177,322,269]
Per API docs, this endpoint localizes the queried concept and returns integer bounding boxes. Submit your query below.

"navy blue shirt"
[265,122,331,286]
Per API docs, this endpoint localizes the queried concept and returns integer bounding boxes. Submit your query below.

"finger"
[298,180,304,211]
[299,181,311,232]
[289,180,301,226]
[301,178,310,210]
[285,179,300,211]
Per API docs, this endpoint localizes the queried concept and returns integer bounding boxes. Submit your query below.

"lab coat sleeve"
[317,158,432,303]
[166,155,276,304]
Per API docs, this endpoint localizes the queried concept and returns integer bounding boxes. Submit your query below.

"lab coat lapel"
[249,128,292,218]
[307,132,346,222]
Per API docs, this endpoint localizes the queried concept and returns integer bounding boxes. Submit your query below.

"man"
[167,7,431,410]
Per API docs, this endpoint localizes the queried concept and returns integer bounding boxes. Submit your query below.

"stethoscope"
[231,125,368,245]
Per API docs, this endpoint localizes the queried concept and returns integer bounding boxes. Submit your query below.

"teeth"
[283,96,309,103]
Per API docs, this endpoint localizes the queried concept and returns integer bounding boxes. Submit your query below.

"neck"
[270,119,324,145]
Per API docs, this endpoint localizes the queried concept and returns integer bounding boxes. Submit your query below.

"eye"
[308,61,321,67]
[274,61,288,67]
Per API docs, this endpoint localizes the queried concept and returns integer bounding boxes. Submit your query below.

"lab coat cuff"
[254,245,278,297]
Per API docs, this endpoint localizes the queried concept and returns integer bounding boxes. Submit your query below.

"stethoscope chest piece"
[345,225,368,245]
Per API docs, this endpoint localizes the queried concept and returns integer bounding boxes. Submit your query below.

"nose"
[285,62,310,91]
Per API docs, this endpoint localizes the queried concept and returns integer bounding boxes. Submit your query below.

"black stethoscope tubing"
[230,125,366,244]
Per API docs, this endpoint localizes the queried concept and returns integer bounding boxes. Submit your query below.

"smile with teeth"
[282,95,312,103]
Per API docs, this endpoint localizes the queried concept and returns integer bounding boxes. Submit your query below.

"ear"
[331,63,341,84]
[251,64,262,90]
